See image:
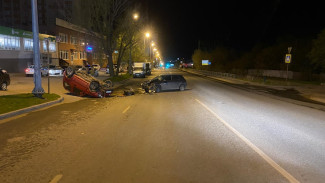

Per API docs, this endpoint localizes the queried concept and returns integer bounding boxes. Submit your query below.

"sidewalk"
[0,72,129,120]
[181,68,325,108]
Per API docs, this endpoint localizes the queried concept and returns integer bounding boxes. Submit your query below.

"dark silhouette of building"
[0,0,73,35]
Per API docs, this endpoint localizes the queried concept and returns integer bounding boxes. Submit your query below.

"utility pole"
[285,47,292,83]
[31,0,44,98]
[45,38,50,94]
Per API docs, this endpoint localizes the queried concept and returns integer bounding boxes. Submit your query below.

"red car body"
[63,67,112,98]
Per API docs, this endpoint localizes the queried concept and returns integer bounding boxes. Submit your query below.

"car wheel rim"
[180,85,184,91]
[89,81,100,91]
[1,83,7,90]
[66,67,74,76]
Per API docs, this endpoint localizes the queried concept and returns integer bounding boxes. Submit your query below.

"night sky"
[141,0,325,61]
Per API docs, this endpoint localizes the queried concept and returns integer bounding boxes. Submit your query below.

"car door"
[170,75,181,89]
[160,75,172,90]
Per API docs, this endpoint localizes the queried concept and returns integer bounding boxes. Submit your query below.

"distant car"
[0,68,10,90]
[141,74,187,93]
[25,65,48,77]
[63,66,113,98]
[48,65,63,76]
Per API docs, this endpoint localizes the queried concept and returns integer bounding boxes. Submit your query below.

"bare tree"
[114,10,143,75]
[76,0,130,77]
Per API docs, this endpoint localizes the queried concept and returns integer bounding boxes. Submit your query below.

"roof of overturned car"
[63,66,113,98]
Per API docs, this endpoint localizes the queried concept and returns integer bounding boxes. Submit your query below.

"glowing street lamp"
[133,13,139,20]
[129,13,140,74]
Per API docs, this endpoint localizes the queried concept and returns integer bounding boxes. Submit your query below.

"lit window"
[43,40,56,52]
[24,38,33,51]
[0,34,20,50]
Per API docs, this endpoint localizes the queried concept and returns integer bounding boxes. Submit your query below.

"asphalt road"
[0,69,324,183]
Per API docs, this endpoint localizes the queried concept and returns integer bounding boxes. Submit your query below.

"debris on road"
[124,88,135,96]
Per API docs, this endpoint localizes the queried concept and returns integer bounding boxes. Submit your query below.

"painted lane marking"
[49,174,63,183]
[195,99,300,183]
[122,106,131,114]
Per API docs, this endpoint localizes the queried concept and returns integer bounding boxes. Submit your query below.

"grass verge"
[0,93,60,114]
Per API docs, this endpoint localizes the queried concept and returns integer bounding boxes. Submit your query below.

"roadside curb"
[0,96,64,121]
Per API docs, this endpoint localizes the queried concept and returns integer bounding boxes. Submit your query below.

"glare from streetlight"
[133,13,139,20]
[145,32,150,38]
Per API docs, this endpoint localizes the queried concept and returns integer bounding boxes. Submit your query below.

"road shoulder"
[181,68,325,111]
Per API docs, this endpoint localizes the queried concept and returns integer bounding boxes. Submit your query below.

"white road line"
[49,174,63,183]
[195,99,300,183]
[122,106,131,114]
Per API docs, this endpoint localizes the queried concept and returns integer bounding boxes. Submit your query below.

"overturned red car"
[63,66,113,98]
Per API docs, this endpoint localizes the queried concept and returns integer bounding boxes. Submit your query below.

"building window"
[0,34,20,50]
[59,33,68,43]
[80,51,86,60]
[60,50,69,60]
[24,38,33,51]
[43,41,56,52]
[70,36,77,45]
[71,51,78,61]
[74,51,78,59]
[80,39,85,46]
[71,52,74,61]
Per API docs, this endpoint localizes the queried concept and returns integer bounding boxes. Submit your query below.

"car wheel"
[89,81,100,91]
[1,82,7,91]
[155,85,161,93]
[105,80,113,87]
[179,84,185,91]
[66,66,75,78]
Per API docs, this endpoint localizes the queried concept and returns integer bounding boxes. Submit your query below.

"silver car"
[141,74,187,93]
[48,65,63,76]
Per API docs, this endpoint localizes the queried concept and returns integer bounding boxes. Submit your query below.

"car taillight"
[25,69,29,72]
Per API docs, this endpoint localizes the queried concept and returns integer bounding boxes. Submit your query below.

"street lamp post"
[144,32,150,60]
[128,13,139,75]
[45,38,50,94]
[150,42,155,62]
[31,0,44,98]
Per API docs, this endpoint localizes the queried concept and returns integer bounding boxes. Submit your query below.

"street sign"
[202,60,211,65]
[285,54,291,64]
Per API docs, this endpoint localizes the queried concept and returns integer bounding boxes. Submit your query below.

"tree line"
[192,29,325,80]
